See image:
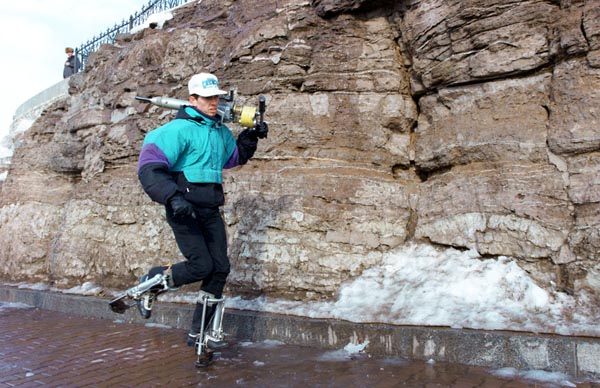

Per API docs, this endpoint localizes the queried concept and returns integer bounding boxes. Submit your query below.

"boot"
[187,303,216,347]
[135,266,173,319]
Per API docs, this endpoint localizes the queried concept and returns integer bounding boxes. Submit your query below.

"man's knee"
[187,259,214,280]
[217,261,231,276]
[170,260,213,286]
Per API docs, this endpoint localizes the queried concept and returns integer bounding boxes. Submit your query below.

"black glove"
[252,121,268,139]
[237,128,258,165]
[169,194,195,218]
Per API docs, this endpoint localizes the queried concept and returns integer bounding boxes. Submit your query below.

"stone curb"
[1,286,598,379]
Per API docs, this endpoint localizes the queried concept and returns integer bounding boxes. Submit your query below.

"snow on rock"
[64,281,102,295]
[4,244,599,337]
[225,244,599,336]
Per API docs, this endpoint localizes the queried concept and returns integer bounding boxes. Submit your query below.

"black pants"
[165,206,230,298]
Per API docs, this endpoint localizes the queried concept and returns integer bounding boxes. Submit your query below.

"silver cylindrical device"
[135,96,189,110]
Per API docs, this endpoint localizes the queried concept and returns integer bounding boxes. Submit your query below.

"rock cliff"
[0,0,598,320]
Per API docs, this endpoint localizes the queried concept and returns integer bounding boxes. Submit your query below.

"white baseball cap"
[188,73,228,97]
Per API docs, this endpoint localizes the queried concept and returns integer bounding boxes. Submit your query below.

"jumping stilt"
[194,291,227,367]
[109,272,171,314]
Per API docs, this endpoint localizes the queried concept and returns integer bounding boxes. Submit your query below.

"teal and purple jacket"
[137,105,257,208]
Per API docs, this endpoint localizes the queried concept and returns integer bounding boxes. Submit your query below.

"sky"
[0,0,146,158]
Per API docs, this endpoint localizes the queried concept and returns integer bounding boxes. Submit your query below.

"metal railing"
[74,0,193,71]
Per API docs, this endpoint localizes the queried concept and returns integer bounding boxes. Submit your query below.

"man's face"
[189,95,219,117]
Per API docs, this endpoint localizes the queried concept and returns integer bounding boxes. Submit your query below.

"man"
[136,72,267,345]
[63,47,78,78]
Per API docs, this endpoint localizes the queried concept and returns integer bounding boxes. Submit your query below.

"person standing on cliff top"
[135,73,268,346]
[63,47,79,78]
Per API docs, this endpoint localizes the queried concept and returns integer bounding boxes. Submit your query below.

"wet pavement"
[0,304,598,388]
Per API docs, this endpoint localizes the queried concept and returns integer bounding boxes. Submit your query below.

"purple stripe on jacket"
[223,147,240,169]
[137,143,170,172]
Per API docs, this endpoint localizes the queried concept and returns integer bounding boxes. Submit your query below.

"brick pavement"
[1,304,598,388]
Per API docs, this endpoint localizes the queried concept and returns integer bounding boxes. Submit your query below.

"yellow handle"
[238,106,257,128]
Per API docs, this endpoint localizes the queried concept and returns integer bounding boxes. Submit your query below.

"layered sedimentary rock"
[0,0,598,308]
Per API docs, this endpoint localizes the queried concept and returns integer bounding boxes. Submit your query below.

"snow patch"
[225,244,599,336]
[144,322,172,329]
[2,244,599,337]
[316,349,354,362]
[491,367,577,387]
[10,281,101,296]
[239,340,286,349]
[18,282,51,291]
[129,1,197,34]
[344,340,369,354]
[317,341,370,362]
[0,146,10,159]
[0,302,33,312]
[64,282,102,295]
[130,11,173,32]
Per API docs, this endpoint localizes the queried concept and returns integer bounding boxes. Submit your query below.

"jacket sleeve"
[235,128,258,166]
[138,162,178,205]
[223,128,258,168]
[137,143,178,205]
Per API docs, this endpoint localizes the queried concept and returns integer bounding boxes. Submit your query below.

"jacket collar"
[176,106,220,126]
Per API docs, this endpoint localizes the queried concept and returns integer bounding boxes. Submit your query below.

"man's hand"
[169,194,195,218]
[253,121,268,139]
